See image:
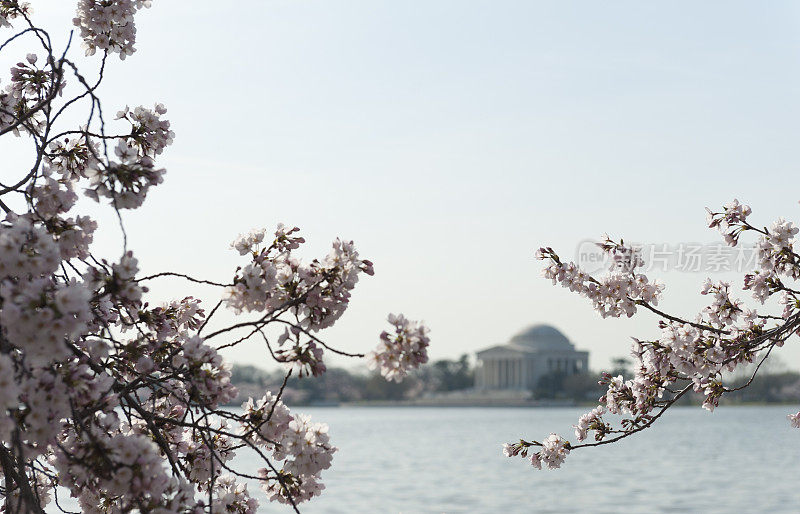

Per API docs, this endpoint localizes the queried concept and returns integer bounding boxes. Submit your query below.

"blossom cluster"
[275,329,327,377]
[0,83,19,133]
[757,218,799,279]
[706,198,752,246]
[367,313,431,382]
[179,421,235,484]
[53,413,197,513]
[45,136,99,180]
[172,335,238,408]
[0,1,31,29]
[85,140,166,209]
[533,434,570,470]
[73,0,152,59]
[8,53,54,120]
[210,476,260,514]
[224,225,374,331]
[743,270,779,304]
[0,355,19,439]
[503,433,571,470]
[115,103,174,157]
[700,279,745,328]
[0,54,52,136]
[538,242,664,318]
[573,405,607,442]
[141,295,205,339]
[243,394,337,504]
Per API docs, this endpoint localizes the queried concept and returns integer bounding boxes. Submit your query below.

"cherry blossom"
[573,406,607,442]
[0,2,431,510]
[537,236,664,319]
[0,2,32,29]
[367,313,431,382]
[74,0,152,59]
[503,433,571,470]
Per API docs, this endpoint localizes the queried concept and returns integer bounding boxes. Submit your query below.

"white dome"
[508,324,574,352]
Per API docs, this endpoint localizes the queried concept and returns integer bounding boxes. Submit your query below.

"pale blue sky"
[4,1,800,371]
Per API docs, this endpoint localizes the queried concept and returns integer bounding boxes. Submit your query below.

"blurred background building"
[474,325,589,391]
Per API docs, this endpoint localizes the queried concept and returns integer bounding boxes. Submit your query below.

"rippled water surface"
[52,405,799,513]
[260,405,799,513]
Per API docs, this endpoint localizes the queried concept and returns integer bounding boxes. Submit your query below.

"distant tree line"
[229,355,800,406]
[230,354,475,405]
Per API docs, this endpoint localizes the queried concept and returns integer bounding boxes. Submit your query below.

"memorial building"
[475,324,589,390]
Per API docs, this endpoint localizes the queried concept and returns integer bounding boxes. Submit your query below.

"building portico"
[475,325,589,391]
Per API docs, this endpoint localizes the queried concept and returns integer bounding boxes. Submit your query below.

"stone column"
[498,360,502,388]
[514,359,519,388]
[528,359,534,389]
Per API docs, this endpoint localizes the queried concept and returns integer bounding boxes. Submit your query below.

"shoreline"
[224,399,800,409]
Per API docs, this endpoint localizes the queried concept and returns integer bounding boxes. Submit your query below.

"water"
[251,405,800,513]
[51,405,799,513]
